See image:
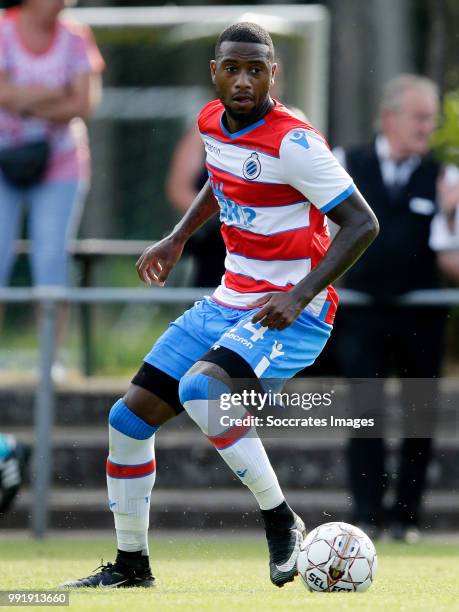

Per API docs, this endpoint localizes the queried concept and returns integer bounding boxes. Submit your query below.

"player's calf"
[179,355,306,587]
[61,397,159,589]
[179,361,285,511]
[107,398,158,557]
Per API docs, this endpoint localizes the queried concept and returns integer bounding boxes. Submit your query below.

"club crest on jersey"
[242,152,261,180]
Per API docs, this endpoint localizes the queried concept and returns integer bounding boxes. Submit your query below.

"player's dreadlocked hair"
[215,22,274,61]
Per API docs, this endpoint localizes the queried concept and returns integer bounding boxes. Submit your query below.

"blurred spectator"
[0,0,104,378]
[0,433,31,514]
[333,74,459,542]
[430,168,459,283]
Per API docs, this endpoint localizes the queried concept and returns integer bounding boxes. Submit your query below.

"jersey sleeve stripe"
[320,183,355,213]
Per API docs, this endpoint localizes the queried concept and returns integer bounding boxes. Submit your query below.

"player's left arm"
[294,190,378,300]
[250,130,379,330]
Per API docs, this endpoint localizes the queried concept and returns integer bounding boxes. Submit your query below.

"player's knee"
[179,359,231,401]
[179,372,212,405]
[123,381,178,426]
[108,398,158,440]
[178,370,231,434]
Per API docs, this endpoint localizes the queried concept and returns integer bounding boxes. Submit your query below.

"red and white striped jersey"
[198,99,355,324]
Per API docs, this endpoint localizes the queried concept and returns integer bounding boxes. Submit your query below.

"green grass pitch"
[1,537,458,611]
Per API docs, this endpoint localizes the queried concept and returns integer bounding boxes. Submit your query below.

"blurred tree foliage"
[431,90,459,166]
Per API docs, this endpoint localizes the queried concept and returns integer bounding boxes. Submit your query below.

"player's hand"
[136,235,184,286]
[247,291,307,330]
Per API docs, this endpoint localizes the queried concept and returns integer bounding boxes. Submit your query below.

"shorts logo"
[254,340,285,377]
[223,331,253,349]
[242,152,261,180]
[243,321,267,342]
[270,341,284,360]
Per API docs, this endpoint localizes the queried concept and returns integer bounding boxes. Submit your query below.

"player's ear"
[210,60,217,84]
[271,62,277,86]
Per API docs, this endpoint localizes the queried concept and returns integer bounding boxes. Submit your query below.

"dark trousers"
[334,306,447,527]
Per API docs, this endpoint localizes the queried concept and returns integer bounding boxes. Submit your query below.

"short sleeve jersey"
[197,99,355,324]
[0,8,105,180]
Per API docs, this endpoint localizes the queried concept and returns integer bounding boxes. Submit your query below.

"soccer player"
[63,22,378,589]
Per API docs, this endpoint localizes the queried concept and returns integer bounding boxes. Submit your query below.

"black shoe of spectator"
[391,523,421,544]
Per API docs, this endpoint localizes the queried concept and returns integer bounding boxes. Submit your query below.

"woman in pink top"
[0,0,104,376]
[0,0,104,288]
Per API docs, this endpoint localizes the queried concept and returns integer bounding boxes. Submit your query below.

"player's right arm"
[136,180,218,286]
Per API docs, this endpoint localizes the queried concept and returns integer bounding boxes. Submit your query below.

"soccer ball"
[297,521,377,592]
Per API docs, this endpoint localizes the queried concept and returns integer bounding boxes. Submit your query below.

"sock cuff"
[179,373,230,404]
[109,399,158,440]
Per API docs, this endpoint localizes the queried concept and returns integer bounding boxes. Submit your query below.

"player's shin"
[179,373,284,510]
[106,399,158,557]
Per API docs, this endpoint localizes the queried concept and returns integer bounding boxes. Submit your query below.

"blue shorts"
[144,297,332,381]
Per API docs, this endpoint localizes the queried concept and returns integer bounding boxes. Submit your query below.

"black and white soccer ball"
[297,521,377,592]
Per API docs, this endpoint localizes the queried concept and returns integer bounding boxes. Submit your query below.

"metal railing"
[1,285,458,537]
